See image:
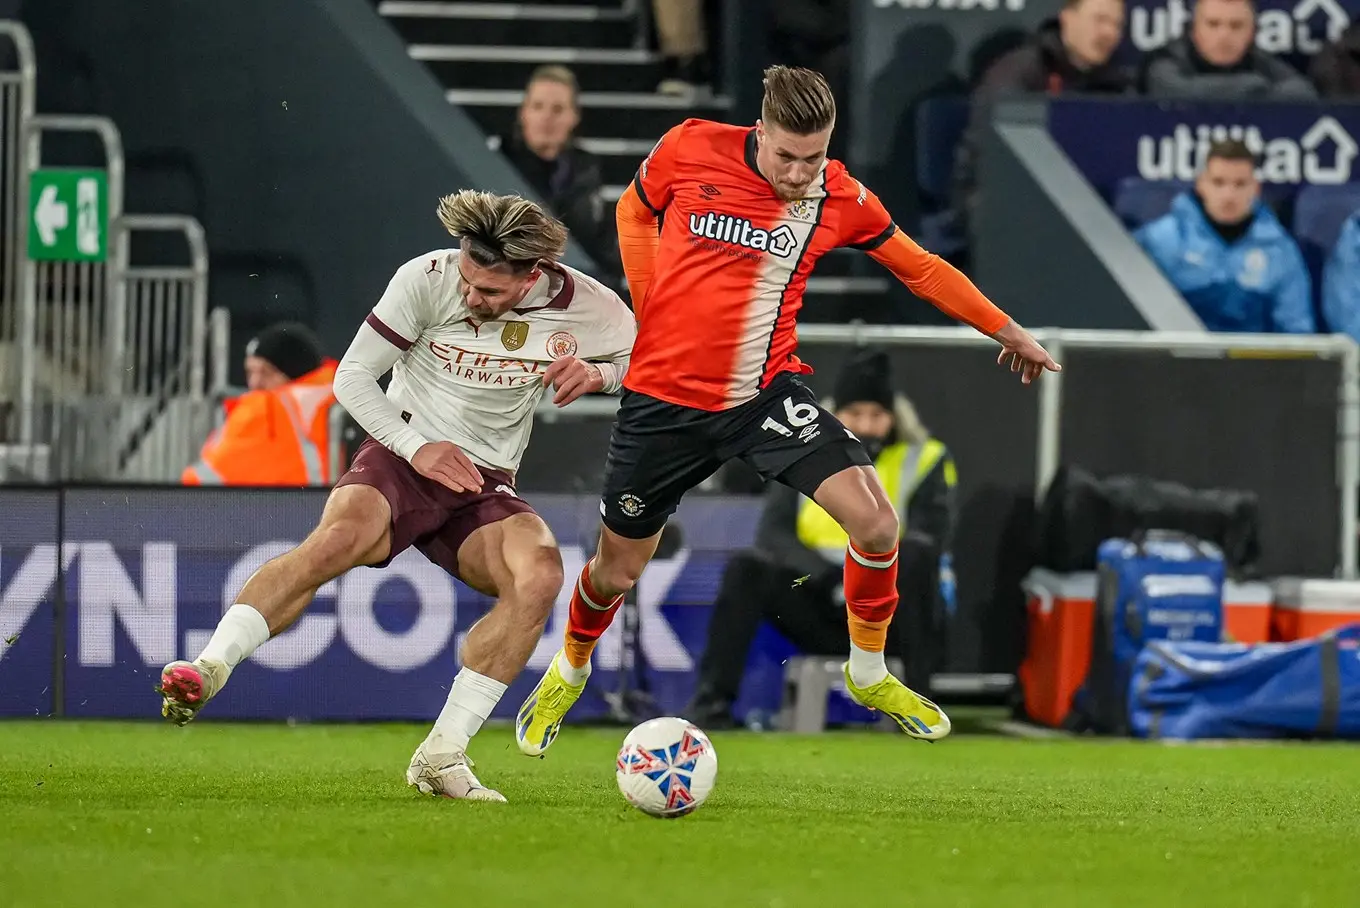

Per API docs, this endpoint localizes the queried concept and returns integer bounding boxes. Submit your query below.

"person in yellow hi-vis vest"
[686,348,958,728]
[182,322,339,486]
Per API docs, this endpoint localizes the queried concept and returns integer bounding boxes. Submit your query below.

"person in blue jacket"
[1322,210,1360,344]
[1135,138,1314,334]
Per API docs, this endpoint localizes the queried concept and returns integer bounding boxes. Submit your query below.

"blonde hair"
[436,189,569,274]
[525,64,580,105]
[761,65,836,135]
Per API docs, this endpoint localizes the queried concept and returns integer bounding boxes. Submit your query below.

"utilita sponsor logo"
[1129,0,1349,55]
[1137,117,1359,184]
[688,212,798,258]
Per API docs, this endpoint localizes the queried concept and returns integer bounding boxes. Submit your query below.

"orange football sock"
[563,558,623,668]
[844,541,899,685]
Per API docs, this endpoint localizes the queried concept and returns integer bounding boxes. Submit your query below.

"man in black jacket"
[1142,0,1316,99]
[951,0,1131,241]
[489,66,622,287]
[684,351,958,728]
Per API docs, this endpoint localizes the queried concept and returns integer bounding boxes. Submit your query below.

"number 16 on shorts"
[761,396,823,445]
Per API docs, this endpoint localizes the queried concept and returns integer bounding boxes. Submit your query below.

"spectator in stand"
[952,0,1131,240]
[653,0,712,97]
[767,0,850,161]
[1141,0,1316,99]
[1322,210,1360,342]
[1135,139,1314,334]
[183,322,339,486]
[488,66,620,287]
[1310,22,1360,98]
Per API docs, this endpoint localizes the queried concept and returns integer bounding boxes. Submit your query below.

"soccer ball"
[615,716,718,818]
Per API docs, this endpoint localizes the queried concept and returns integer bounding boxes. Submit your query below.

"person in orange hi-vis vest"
[182,322,340,486]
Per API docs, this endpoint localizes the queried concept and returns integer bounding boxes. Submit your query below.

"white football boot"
[405,746,507,802]
[158,659,229,726]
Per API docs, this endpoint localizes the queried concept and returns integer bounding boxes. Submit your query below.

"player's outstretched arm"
[868,229,1061,385]
[615,183,660,319]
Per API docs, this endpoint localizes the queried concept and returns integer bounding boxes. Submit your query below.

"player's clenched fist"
[411,441,484,493]
[542,356,604,407]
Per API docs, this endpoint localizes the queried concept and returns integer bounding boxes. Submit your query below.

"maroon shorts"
[333,437,537,580]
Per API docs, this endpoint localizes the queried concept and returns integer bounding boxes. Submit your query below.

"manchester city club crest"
[547,330,578,358]
[500,320,530,351]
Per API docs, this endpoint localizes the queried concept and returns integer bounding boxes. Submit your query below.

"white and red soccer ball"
[615,717,718,818]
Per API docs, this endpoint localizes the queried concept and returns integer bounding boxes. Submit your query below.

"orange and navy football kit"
[601,118,1010,539]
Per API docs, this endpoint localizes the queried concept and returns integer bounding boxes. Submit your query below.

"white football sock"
[556,650,590,686]
[197,604,271,677]
[425,668,508,755]
[848,643,889,688]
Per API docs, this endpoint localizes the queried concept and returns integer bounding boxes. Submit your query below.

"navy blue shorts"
[600,373,871,539]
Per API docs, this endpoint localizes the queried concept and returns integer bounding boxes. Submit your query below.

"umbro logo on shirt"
[688,212,798,259]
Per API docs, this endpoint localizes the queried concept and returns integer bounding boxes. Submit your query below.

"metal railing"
[0,21,36,478]
[115,215,212,481]
[17,113,127,476]
[517,325,1360,579]
[0,20,214,483]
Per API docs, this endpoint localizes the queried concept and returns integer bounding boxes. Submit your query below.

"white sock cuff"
[556,650,591,685]
[229,603,270,642]
[455,667,508,703]
[848,545,898,569]
[848,642,889,688]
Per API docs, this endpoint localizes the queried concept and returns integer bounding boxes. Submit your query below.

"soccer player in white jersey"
[157,190,636,801]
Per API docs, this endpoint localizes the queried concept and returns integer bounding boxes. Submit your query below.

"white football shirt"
[333,249,635,474]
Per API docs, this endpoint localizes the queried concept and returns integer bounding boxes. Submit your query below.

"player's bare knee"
[509,548,564,625]
[590,554,643,599]
[847,502,900,554]
[304,517,384,578]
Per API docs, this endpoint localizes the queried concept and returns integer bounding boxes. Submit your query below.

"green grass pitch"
[1,720,1358,907]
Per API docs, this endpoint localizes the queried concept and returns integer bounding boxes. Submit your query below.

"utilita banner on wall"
[0,488,872,725]
[1113,0,1356,72]
[1047,100,1360,193]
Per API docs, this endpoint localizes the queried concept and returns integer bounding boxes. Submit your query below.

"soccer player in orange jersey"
[516,66,1059,751]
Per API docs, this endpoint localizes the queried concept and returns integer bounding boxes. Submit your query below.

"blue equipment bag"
[1129,624,1360,740]
[1070,531,1226,735]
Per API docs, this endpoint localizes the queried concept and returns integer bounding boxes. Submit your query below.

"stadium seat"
[915,96,970,208]
[1294,184,1360,255]
[1293,184,1360,333]
[1112,178,1190,231]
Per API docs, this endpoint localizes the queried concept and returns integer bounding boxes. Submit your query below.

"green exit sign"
[27,168,109,263]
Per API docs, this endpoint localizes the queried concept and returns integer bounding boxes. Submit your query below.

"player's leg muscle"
[457,512,564,683]
[811,464,899,553]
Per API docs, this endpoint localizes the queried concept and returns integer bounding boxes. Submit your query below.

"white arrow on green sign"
[27,169,109,263]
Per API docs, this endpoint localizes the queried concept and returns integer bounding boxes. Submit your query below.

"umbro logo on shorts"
[494,484,517,498]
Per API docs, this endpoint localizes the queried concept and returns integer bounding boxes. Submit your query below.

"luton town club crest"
[500,320,530,351]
